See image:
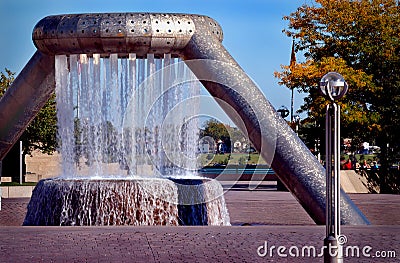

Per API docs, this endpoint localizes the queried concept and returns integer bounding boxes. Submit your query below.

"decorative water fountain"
[0,13,369,226]
[22,14,230,226]
[22,54,230,225]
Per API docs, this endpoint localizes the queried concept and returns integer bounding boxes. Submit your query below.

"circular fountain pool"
[23,177,230,226]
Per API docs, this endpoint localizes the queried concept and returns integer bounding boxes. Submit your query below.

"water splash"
[55,54,202,178]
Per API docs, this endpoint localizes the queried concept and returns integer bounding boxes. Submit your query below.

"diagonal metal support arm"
[0,51,55,160]
[183,22,369,225]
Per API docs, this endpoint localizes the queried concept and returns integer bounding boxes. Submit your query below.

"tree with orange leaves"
[275,0,400,192]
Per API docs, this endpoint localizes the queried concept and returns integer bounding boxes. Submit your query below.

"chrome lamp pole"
[320,72,348,263]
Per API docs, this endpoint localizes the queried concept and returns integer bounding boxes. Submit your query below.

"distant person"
[362,142,370,154]
[362,160,371,170]
[340,157,346,169]
[217,141,226,154]
[371,161,379,170]
[343,159,352,170]
[350,155,357,170]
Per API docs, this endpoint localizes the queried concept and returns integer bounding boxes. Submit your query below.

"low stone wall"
[0,177,11,183]
[1,186,35,198]
[340,170,379,193]
[25,150,61,180]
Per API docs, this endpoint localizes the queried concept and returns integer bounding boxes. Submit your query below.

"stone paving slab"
[0,226,398,262]
[0,198,30,226]
[0,183,399,262]
[347,194,400,225]
[1,187,400,226]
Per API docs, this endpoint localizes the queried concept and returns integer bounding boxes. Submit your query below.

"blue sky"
[0,0,308,119]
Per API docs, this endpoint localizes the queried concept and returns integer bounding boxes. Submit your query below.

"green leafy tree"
[0,69,15,97]
[200,119,231,151]
[275,57,380,142]
[200,119,254,154]
[21,93,57,155]
[275,0,400,192]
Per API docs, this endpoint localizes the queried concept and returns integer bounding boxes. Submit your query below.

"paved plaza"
[0,182,399,262]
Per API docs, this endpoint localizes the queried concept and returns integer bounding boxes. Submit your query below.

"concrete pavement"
[0,182,399,262]
[0,225,398,262]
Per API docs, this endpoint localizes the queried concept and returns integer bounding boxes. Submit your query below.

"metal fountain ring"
[32,13,223,57]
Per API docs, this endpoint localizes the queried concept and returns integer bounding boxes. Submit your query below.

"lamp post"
[294,114,300,134]
[276,105,290,191]
[319,72,348,263]
[277,105,289,119]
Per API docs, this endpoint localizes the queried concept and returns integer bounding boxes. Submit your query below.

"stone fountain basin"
[23,177,230,226]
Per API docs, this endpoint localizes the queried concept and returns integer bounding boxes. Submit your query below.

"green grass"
[342,154,378,162]
[199,153,267,166]
[203,153,378,167]
[0,182,37,186]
